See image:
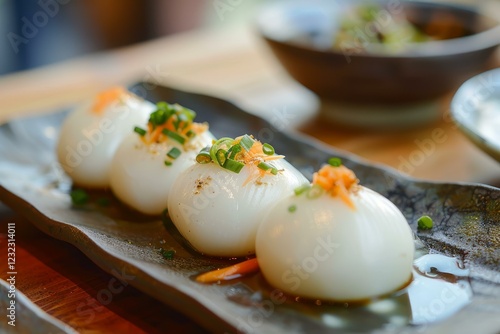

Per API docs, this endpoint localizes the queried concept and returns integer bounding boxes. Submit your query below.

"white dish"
[451,67,500,162]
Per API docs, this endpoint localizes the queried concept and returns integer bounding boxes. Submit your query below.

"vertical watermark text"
[6,222,17,327]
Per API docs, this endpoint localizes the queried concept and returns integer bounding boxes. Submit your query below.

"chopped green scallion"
[176,104,196,121]
[288,205,297,213]
[223,158,245,173]
[257,161,273,171]
[294,184,311,196]
[178,112,190,123]
[196,153,211,164]
[159,248,176,260]
[417,215,434,230]
[196,147,212,164]
[164,160,172,166]
[134,126,146,136]
[173,117,181,130]
[306,184,324,199]
[70,189,89,205]
[167,147,182,159]
[216,149,227,166]
[227,144,242,159]
[162,129,186,144]
[210,137,234,163]
[262,143,275,155]
[186,130,195,138]
[149,106,171,126]
[328,157,342,167]
[239,135,255,151]
[257,162,279,175]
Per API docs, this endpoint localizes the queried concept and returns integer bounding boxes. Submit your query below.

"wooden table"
[1,24,499,333]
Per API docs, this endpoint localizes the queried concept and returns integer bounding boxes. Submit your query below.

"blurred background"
[0,0,479,75]
[0,0,269,75]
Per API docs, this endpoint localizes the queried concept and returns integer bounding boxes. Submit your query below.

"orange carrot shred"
[312,164,358,209]
[196,258,260,283]
[335,184,355,209]
[148,126,163,144]
[91,86,127,114]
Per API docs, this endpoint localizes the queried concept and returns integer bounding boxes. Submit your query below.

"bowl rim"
[450,67,500,162]
[256,0,500,59]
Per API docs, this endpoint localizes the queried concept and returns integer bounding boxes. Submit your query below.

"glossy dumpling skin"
[167,158,308,257]
[57,88,154,188]
[110,130,214,215]
[256,183,415,301]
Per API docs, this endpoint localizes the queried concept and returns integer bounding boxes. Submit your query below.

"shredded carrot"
[196,258,260,283]
[262,155,284,161]
[230,135,285,185]
[242,167,263,187]
[140,116,208,145]
[191,123,205,133]
[148,126,163,144]
[91,87,127,114]
[312,165,358,209]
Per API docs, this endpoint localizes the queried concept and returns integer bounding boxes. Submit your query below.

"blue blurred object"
[1,0,99,74]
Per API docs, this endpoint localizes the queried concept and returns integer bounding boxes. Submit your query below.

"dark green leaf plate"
[0,83,498,333]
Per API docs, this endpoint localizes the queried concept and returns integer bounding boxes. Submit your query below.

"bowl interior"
[257,0,500,56]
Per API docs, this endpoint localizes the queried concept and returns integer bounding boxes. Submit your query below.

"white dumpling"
[57,87,154,188]
[167,135,309,257]
[110,130,214,215]
[110,102,214,215]
[256,162,415,301]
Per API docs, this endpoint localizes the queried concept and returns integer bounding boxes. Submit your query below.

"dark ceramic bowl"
[257,0,500,106]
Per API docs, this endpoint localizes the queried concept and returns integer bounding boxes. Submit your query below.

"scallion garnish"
[209,137,233,162]
[178,111,190,123]
[149,103,172,126]
[257,161,273,172]
[328,157,342,167]
[134,126,146,136]
[216,149,227,166]
[167,147,181,159]
[142,102,203,146]
[225,144,239,159]
[196,152,211,164]
[239,135,255,151]
[288,205,297,213]
[417,215,433,230]
[159,248,176,260]
[196,134,284,177]
[257,161,278,175]
[294,184,325,199]
[164,160,172,166]
[294,184,311,196]
[223,158,245,173]
[173,118,181,130]
[70,188,89,205]
[306,184,324,199]
[262,143,275,155]
[175,104,196,122]
[196,146,212,164]
[162,129,186,144]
